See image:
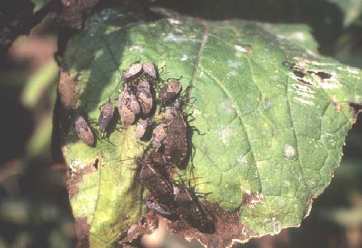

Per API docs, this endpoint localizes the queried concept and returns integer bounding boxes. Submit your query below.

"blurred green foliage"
[22,61,58,159]
[31,0,50,13]
[328,0,362,26]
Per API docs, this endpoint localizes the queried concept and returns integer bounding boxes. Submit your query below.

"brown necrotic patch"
[292,68,305,79]
[288,61,332,84]
[168,202,253,247]
[308,70,332,80]
[242,192,264,208]
[66,160,97,198]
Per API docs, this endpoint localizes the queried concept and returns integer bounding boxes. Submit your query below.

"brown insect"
[128,93,141,114]
[151,123,167,149]
[135,118,150,140]
[164,105,178,121]
[146,196,176,218]
[137,159,174,204]
[162,109,189,169]
[137,80,151,92]
[118,104,135,128]
[74,114,95,146]
[118,85,141,127]
[174,184,215,234]
[137,91,153,115]
[98,100,115,136]
[136,80,154,115]
[142,148,172,178]
[159,79,182,105]
[123,63,143,82]
[142,63,157,80]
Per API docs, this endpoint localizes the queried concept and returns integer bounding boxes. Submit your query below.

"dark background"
[0,0,362,247]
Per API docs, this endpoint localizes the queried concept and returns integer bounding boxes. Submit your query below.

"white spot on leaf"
[168,18,182,25]
[289,32,307,42]
[295,97,314,106]
[129,45,144,52]
[164,33,188,43]
[69,159,85,173]
[319,81,339,89]
[218,126,233,145]
[237,153,248,165]
[227,60,240,69]
[284,144,296,159]
[180,54,189,61]
[221,99,235,113]
[341,66,359,74]
[263,99,273,110]
[234,45,248,53]
[271,217,281,234]
[289,74,316,106]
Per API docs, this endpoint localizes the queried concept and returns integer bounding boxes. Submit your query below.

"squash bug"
[164,105,178,121]
[135,118,150,140]
[137,159,174,204]
[136,80,154,115]
[159,79,182,105]
[129,93,141,114]
[151,123,168,150]
[146,196,176,218]
[74,114,95,146]
[142,63,157,80]
[142,148,172,179]
[162,109,190,169]
[118,85,141,127]
[174,185,215,234]
[118,104,136,128]
[98,99,115,136]
[137,79,151,92]
[123,63,143,82]
[137,91,153,115]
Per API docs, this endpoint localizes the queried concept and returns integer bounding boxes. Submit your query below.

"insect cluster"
[72,63,215,239]
[134,65,215,236]
[72,63,157,145]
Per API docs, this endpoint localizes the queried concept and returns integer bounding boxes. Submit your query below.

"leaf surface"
[61,8,362,246]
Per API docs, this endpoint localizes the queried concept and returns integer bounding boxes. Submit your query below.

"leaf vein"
[202,68,262,192]
[189,20,209,87]
[285,77,309,190]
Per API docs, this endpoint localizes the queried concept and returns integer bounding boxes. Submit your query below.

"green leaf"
[26,114,53,158]
[328,0,362,26]
[21,61,58,109]
[259,24,318,53]
[60,8,362,247]
[31,0,50,12]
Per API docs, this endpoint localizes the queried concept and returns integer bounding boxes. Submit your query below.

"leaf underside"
[61,8,362,247]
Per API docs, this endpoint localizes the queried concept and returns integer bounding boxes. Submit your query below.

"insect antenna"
[93,129,116,145]
[102,156,138,167]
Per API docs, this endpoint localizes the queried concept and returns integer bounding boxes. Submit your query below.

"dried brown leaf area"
[66,160,97,198]
[123,202,250,247]
[168,203,252,247]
